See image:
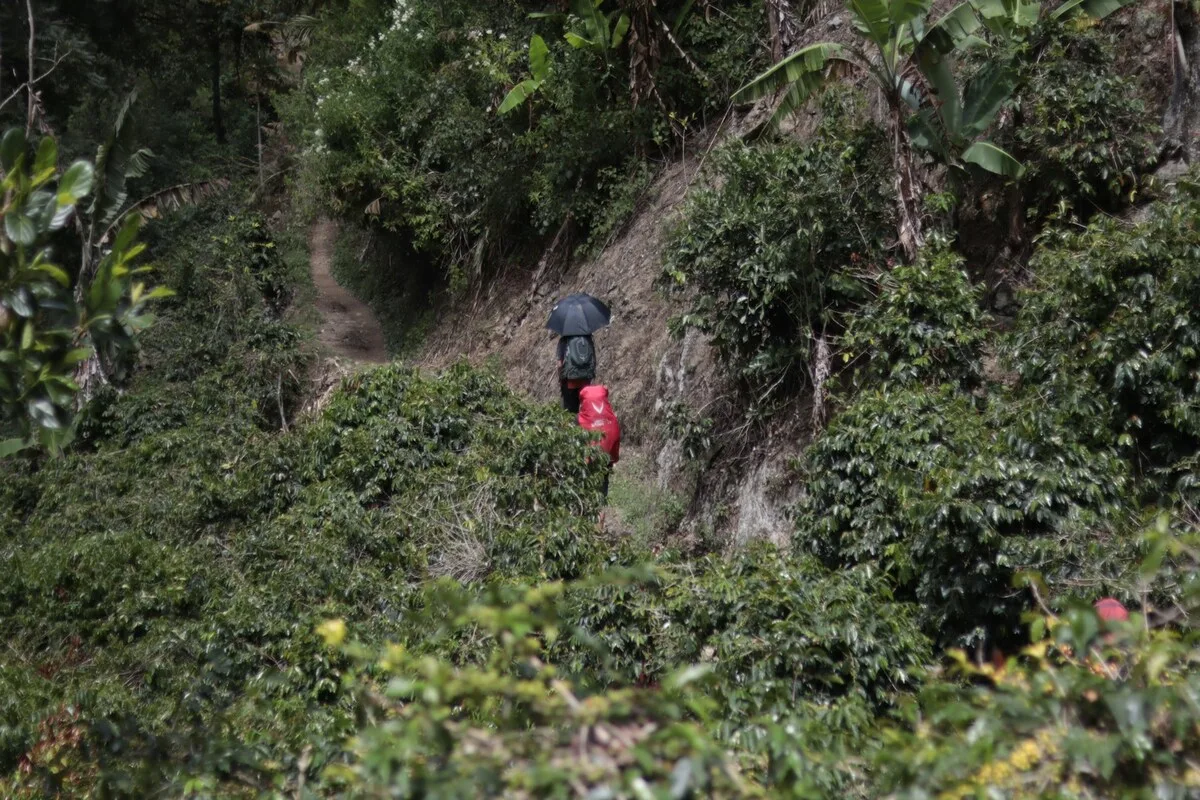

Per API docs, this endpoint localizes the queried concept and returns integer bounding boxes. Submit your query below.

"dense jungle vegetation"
[2,0,1200,796]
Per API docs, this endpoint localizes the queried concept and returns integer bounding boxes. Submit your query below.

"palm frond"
[734,42,846,104]
[98,179,230,245]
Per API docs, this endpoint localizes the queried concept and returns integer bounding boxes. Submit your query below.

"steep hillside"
[5,0,1200,796]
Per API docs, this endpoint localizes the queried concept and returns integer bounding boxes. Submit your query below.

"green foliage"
[497,34,552,115]
[603,448,688,546]
[736,0,1022,177]
[329,225,429,356]
[286,0,760,298]
[875,520,1200,799]
[0,129,163,454]
[559,546,931,728]
[840,244,990,389]
[308,579,752,798]
[1011,177,1200,490]
[663,91,893,394]
[664,399,714,460]
[796,383,1134,645]
[1003,20,1158,218]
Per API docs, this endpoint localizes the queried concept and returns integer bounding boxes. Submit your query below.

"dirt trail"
[309,219,389,363]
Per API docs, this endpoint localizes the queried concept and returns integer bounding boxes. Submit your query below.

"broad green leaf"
[1051,0,1137,19]
[60,347,92,367]
[611,12,631,48]
[849,0,892,45]
[564,31,593,49]
[672,0,699,34]
[498,79,541,115]
[40,192,74,231]
[665,664,713,690]
[142,286,176,301]
[32,137,58,184]
[28,397,63,429]
[4,213,36,247]
[962,140,1024,177]
[916,48,962,135]
[529,35,550,81]
[1014,0,1040,26]
[58,161,95,204]
[0,438,29,459]
[112,214,142,252]
[899,77,923,111]
[920,2,982,54]
[961,61,1015,136]
[33,260,71,288]
[889,0,933,27]
[7,288,35,317]
[0,128,25,172]
[1048,0,1086,17]
[571,0,609,47]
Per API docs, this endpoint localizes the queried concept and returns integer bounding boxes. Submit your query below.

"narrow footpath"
[309,218,389,363]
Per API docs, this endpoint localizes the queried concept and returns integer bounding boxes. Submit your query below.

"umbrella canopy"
[546,293,611,336]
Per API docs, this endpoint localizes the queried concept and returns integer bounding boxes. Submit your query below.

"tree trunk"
[891,103,925,262]
[810,328,831,431]
[1164,1,1200,162]
[209,12,226,145]
[73,349,108,406]
[766,0,801,63]
[233,24,244,91]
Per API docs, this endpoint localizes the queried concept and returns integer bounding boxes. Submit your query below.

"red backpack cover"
[577,385,620,464]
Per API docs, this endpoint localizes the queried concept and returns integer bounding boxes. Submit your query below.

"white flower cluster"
[368,0,419,50]
[390,0,414,30]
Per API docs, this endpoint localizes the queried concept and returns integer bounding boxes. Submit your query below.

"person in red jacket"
[577,384,620,501]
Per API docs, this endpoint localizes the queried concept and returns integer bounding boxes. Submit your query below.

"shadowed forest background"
[2,0,1200,796]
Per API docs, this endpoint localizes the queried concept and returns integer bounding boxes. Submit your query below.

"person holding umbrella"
[547,293,611,413]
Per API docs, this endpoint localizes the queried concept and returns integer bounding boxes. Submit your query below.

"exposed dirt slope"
[310,219,389,364]
[416,156,718,445]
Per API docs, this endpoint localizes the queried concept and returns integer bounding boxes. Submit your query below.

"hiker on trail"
[578,384,621,500]
[558,334,595,413]
[546,293,611,413]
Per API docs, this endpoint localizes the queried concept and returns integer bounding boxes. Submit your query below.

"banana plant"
[910,6,1024,180]
[735,0,950,261]
[498,35,552,116]
[532,0,631,62]
[564,0,631,56]
[909,0,1140,178]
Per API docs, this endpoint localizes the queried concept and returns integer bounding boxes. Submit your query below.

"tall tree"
[209,2,227,145]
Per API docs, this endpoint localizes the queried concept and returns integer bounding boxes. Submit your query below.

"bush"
[874,520,1200,799]
[1011,177,1200,492]
[1004,20,1158,220]
[560,545,932,728]
[284,0,763,296]
[796,384,1135,646]
[839,244,990,390]
[663,90,894,395]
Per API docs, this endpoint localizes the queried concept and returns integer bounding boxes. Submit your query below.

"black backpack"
[562,336,596,381]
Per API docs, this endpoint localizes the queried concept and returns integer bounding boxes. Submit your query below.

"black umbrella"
[546,293,611,336]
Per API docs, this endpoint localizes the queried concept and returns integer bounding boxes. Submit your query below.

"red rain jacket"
[577,385,620,464]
